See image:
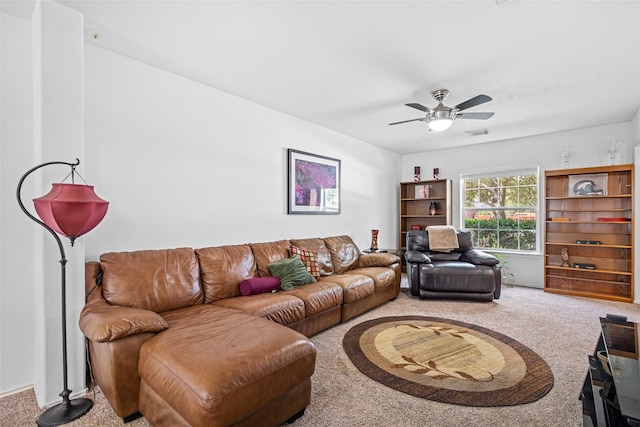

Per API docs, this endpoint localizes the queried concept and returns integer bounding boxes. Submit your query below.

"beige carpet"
[2,285,640,427]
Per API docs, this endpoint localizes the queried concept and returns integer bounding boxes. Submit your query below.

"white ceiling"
[19,1,640,154]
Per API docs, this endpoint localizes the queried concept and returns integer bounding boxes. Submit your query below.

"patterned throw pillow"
[290,245,321,279]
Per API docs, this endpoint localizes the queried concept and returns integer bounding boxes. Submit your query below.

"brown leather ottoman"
[138,305,316,427]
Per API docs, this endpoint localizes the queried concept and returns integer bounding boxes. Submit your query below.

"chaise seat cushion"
[141,305,316,427]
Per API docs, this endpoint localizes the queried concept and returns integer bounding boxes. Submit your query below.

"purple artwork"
[295,159,336,206]
[288,149,340,214]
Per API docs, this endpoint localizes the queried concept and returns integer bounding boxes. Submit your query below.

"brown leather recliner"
[405,229,501,302]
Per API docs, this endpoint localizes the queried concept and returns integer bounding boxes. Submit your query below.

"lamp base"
[37,397,93,427]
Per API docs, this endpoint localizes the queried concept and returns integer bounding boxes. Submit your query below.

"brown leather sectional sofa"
[79,235,401,426]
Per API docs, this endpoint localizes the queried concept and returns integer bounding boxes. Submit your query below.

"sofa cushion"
[239,277,281,296]
[100,248,203,313]
[212,293,306,326]
[460,248,499,265]
[453,230,474,253]
[347,267,396,291]
[323,235,360,274]
[250,240,291,278]
[284,281,343,317]
[268,256,317,291]
[290,245,321,278]
[195,245,257,303]
[289,238,335,276]
[318,274,374,304]
[428,252,462,261]
[420,261,496,293]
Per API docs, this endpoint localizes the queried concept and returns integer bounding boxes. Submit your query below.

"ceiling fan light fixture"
[428,117,454,132]
[426,107,456,132]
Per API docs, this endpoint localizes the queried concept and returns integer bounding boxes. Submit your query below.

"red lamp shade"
[33,183,109,243]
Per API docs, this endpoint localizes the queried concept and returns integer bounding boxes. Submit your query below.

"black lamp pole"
[17,159,93,426]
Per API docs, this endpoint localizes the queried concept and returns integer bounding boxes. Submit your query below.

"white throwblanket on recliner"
[426,225,459,252]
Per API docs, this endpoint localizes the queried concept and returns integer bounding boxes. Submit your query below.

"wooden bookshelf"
[399,179,452,271]
[544,164,634,302]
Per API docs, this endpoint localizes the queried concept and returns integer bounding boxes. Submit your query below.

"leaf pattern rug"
[342,316,554,406]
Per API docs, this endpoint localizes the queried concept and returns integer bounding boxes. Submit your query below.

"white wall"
[83,45,401,258]
[403,122,635,289]
[1,2,92,406]
[0,9,36,395]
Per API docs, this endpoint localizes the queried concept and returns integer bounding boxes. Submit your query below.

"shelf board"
[544,286,632,303]
[545,265,631,275]
[545,242,631,249]
[546,194,632,200]
[401,197,447,201]
[545,220,631,224]
[547,208,631,212]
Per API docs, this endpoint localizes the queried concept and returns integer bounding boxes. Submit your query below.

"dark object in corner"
[576,240,601,245]
[573,263,596,270]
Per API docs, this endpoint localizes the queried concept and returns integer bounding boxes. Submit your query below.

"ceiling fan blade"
[457,112,495,120]
[389,118,425,125]
[405,103,430,112]
[454,95,492,111]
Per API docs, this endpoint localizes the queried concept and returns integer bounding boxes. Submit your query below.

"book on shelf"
[549,217,570,222]
[597,217,631,222]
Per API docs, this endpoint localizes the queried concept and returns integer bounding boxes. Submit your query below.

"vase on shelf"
[414,166,421,182]
[370,229,379,251]
[429,202,437,216]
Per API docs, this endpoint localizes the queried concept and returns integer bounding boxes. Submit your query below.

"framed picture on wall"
[288,149,340,214]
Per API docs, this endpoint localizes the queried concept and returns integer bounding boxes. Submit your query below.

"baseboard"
[0,385,33,399]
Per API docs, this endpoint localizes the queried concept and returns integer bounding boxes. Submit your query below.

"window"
[460,167,539,252]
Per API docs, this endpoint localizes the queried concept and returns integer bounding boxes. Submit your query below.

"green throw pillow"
[268,255,317,291]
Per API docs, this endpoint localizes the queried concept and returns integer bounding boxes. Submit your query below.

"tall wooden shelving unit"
[544,164,634,302]
[399,179,452,271]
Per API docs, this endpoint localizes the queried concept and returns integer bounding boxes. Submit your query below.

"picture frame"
[568,173,608,197]
[288,149,340,214]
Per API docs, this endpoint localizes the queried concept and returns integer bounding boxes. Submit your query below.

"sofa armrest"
[459,249,499,266]
[404,250,431,265]
[79,299,168,343]
[357,252,400,268]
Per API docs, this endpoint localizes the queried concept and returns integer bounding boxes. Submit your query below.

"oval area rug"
[342,316,554,406]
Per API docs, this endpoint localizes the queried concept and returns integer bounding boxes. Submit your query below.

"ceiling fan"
[389,89,494,132]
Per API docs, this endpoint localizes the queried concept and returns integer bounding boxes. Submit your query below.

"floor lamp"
[16,159,109,427]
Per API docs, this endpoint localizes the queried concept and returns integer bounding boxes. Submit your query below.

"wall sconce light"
[608,144,618,165]
[561,151,571,168]
[17,159,109,426]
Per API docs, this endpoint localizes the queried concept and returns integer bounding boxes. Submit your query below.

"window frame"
[459,166,540,254]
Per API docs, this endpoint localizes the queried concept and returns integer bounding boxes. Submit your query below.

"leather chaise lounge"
[404,229,501,302]
[79,235,401,426]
